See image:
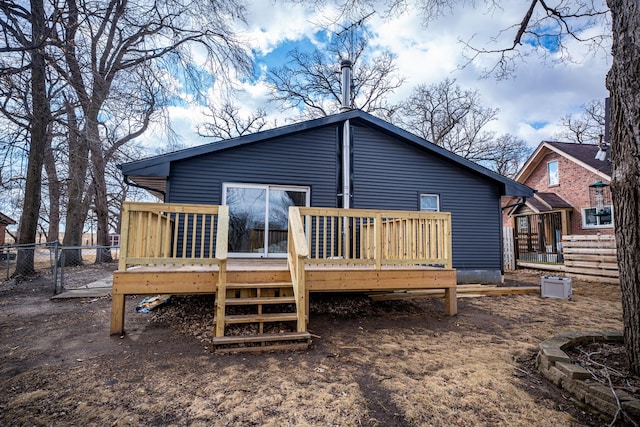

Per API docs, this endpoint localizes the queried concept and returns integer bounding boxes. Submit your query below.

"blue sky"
[147,1,611,152]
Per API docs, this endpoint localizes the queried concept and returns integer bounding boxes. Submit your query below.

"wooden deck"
[111,203,457,351]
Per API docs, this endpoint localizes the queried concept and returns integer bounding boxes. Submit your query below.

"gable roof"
[516,141,611,184]
[0,212,16,225]
[536,192,573,210]
[509,192,572,216]
[121,109,533,199]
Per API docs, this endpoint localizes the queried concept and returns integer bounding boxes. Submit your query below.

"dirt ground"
[0,267,630,426]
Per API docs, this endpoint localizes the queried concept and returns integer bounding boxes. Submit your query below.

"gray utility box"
[541,276,572,299]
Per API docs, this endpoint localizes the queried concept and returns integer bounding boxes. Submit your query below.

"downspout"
[340,59,352,209]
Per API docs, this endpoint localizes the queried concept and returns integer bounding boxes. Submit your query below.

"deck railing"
[289,207,452,269]
[287,206,309,331]
[287,206,452,325]
[118,202,229,271]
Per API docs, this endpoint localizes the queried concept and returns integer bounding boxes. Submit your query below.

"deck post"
[215,266,227,337]
[214,206,229,338]
[305,288,310,327]
[118,204,131,271]
[110,293,125,335]
[374,213,383,269]
[444,287,457,316]
[445,216,453,269]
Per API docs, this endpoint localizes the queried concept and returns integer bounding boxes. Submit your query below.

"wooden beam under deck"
[113,259,456,294]
[110,259,457,335]
[305,267,456,292]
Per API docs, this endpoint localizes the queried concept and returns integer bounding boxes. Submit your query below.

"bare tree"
[397,79,497,158]
[396,78,528,174]
[0,0,54,275]
[389,0,640,378]
[606,0,640,376]
[198,101,270,140]
[266,23,404,119]
[43,0,251,262]
[554,99,605,144]
[107,142,155,235]
[482,134,531,178]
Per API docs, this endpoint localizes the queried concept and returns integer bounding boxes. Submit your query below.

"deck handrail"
[118,202,229,271]
[287,206,309,331]
[296,207,452,269]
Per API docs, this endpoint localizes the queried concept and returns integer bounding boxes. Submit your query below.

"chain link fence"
[0,242,118,294]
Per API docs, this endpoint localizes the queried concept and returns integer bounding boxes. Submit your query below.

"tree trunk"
[44,133,60,243]
[61,102,89,266]
[606,0,640,375]
[15,0,50,276]
[87,118,113,263]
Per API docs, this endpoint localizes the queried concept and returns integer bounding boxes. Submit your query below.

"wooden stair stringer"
[212,279,310,352]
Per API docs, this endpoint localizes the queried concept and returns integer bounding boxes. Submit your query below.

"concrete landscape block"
[555,361,592,380]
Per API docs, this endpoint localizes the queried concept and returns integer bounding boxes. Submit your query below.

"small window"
[548,160,559,186]
[516,216,529,233]
[581,206,613,228]
[420,194,440,212]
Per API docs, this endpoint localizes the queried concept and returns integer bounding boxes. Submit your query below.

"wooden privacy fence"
[503,227,515,270]
[562,234,618,284]
[118,202,229,270]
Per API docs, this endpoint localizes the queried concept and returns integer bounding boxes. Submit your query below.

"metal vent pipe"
[340,59,353,209]
[340,59,352,111]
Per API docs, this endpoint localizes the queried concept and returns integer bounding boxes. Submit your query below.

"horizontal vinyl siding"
[168,126,338,208]
[351,124,502,271]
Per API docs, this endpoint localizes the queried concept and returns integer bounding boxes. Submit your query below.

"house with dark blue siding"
[120,109,533,283]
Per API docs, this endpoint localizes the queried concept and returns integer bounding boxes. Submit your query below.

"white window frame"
[222,183,310,257]
[581,205,613,229]
[547,160,559,186]
[419,194,440,212]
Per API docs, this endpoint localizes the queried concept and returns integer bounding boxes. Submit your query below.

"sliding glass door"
[223,184,309,257]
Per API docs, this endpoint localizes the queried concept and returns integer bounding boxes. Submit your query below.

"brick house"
[0,212,16,246]
[503,141,612,262]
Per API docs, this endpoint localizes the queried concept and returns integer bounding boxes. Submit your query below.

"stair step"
[212,332,311,346]
[215,313,298,324]
[212,332,312,353]
[214,342,310,354]
[225,296,296,305]
[225,282,293,290]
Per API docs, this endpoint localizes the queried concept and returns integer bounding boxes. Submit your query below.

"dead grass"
[0,270,625,426]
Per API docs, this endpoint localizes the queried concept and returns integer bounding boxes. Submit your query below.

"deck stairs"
[212,280,311,353]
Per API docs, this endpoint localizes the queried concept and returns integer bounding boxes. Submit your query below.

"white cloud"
[238,1,335,55]
[146,1,611,153]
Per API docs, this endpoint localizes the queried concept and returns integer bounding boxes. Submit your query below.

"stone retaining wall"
[536,331,640,422]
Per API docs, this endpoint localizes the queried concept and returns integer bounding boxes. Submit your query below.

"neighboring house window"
[420,194,440,212]
[548,160,559,186]
[516,216,529,233]
[582,206,613,228]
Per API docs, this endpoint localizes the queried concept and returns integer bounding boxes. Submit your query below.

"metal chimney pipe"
[340,59,352,111]
[340,59,353,209]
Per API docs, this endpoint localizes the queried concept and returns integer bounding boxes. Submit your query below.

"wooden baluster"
[322,216,327,259]
[330,216,335,258]
[180,212,188,259]
[172,212,180,261]
[144,211,153,260]
[191,213,197,262]
[200,213,206,259]
[209,213,215,258]
[154,209,162,258]
[314,215,319,260]
[337,215,342,259]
